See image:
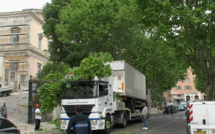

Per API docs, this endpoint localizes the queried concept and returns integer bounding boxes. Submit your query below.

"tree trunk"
[206,84,214,101]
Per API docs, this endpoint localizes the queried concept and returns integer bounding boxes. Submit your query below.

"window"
[38,33,43,50]
[185,77,190,82]
[176,86,181,91]
[10,62,18,71]
[10,26,21,43]
[11,34,19,43]
[185,86,191,90]
[99,83,108,97]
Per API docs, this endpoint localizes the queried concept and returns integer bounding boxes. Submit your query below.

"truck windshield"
[61,81,97,99]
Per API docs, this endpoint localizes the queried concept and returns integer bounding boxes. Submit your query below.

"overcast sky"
[0,0,51,12]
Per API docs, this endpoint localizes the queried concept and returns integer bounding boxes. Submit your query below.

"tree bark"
[206,83,214,101]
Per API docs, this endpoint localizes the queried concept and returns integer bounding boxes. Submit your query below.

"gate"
[28,79,52,123]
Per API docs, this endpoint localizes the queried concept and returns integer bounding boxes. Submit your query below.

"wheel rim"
[123,115,127,126]
[123,118,127,126]
[106,120,111,129]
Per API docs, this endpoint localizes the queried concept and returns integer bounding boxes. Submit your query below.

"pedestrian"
[0,102,7,118]
[34,104,41,131]
[163,105,167,115]
[142,102,148,130]
[67,105,92,134]
[170,105,173,114]
[185,108,189,123]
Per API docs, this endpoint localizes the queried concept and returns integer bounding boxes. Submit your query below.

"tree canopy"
[138,0,215,100]
[43,0,141,66]
[42,0,188,105]
[38,52,113,114]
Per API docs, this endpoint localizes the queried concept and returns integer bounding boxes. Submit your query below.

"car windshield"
[61,81,97,99]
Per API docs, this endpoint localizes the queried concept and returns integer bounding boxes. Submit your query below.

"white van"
[187,101,215,134]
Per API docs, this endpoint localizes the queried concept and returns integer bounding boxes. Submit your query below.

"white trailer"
[0,82,14,97]
[187,101,215,134]
[60,60,147,133]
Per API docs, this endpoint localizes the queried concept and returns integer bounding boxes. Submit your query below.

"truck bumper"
[60,118,70,130]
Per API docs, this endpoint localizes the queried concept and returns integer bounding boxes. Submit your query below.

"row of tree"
[38,0,215,113]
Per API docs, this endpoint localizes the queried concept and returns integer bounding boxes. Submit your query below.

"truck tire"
[3,92,7,97]
[103,115,111,134]
[6,92,10,96]
[120,113,128,128]
[131,99,135,113]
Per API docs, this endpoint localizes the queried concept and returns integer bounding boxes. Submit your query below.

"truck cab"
[60,80,114,133]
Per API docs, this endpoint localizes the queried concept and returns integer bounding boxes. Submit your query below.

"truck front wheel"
[103,115,111,134]
[120,113,128,128]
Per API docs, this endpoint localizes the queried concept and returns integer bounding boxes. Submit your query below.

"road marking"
[143,119,177,134]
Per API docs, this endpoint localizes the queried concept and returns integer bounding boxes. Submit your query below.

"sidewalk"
[16,122,61,134]
[149,107,162,114]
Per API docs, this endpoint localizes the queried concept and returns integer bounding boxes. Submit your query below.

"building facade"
[171,67,205,104]
[0,9,49,90]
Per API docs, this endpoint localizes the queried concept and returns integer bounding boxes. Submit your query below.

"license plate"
[194,131,206,134]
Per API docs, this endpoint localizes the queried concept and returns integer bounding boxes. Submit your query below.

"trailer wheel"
[103,115,111,134]
[6,92,10,96]
[3,92,7,97]
[130,99,135,113]
[120,113,128,128]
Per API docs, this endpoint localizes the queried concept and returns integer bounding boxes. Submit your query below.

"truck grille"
[63,105,94,118]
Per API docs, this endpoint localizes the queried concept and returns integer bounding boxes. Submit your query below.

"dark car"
[0,117,20,134]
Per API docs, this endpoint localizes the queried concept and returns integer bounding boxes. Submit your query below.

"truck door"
[97,82,109,110]
[206,102,215,133]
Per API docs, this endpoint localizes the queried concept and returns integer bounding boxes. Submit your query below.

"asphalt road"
[111,111,187,134]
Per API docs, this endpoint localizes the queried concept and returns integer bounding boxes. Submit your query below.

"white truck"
[60,60,147,133]
[0,82,14,97]
[187,101,215,134]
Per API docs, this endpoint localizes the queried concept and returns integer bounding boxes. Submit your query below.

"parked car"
[178,104,186,111]
[0,117,20,134]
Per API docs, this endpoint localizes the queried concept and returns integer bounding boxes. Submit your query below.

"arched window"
[186,95,190,101]
[194,95,199,100]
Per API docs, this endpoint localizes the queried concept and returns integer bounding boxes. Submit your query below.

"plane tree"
[43,0,141,67]
[123,35,187,104]
[42,0,188,106]
[138,0,215,100]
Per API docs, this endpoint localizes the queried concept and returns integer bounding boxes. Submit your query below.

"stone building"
[0,9,49,90]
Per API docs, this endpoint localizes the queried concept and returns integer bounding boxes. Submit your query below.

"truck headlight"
[91,120,97,125]
[61,120,67,125]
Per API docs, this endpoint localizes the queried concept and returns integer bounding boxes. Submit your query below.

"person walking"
[67,105,92,134]
[142,102,148,130]
[0,102,7,118]
[34,104,42,131]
